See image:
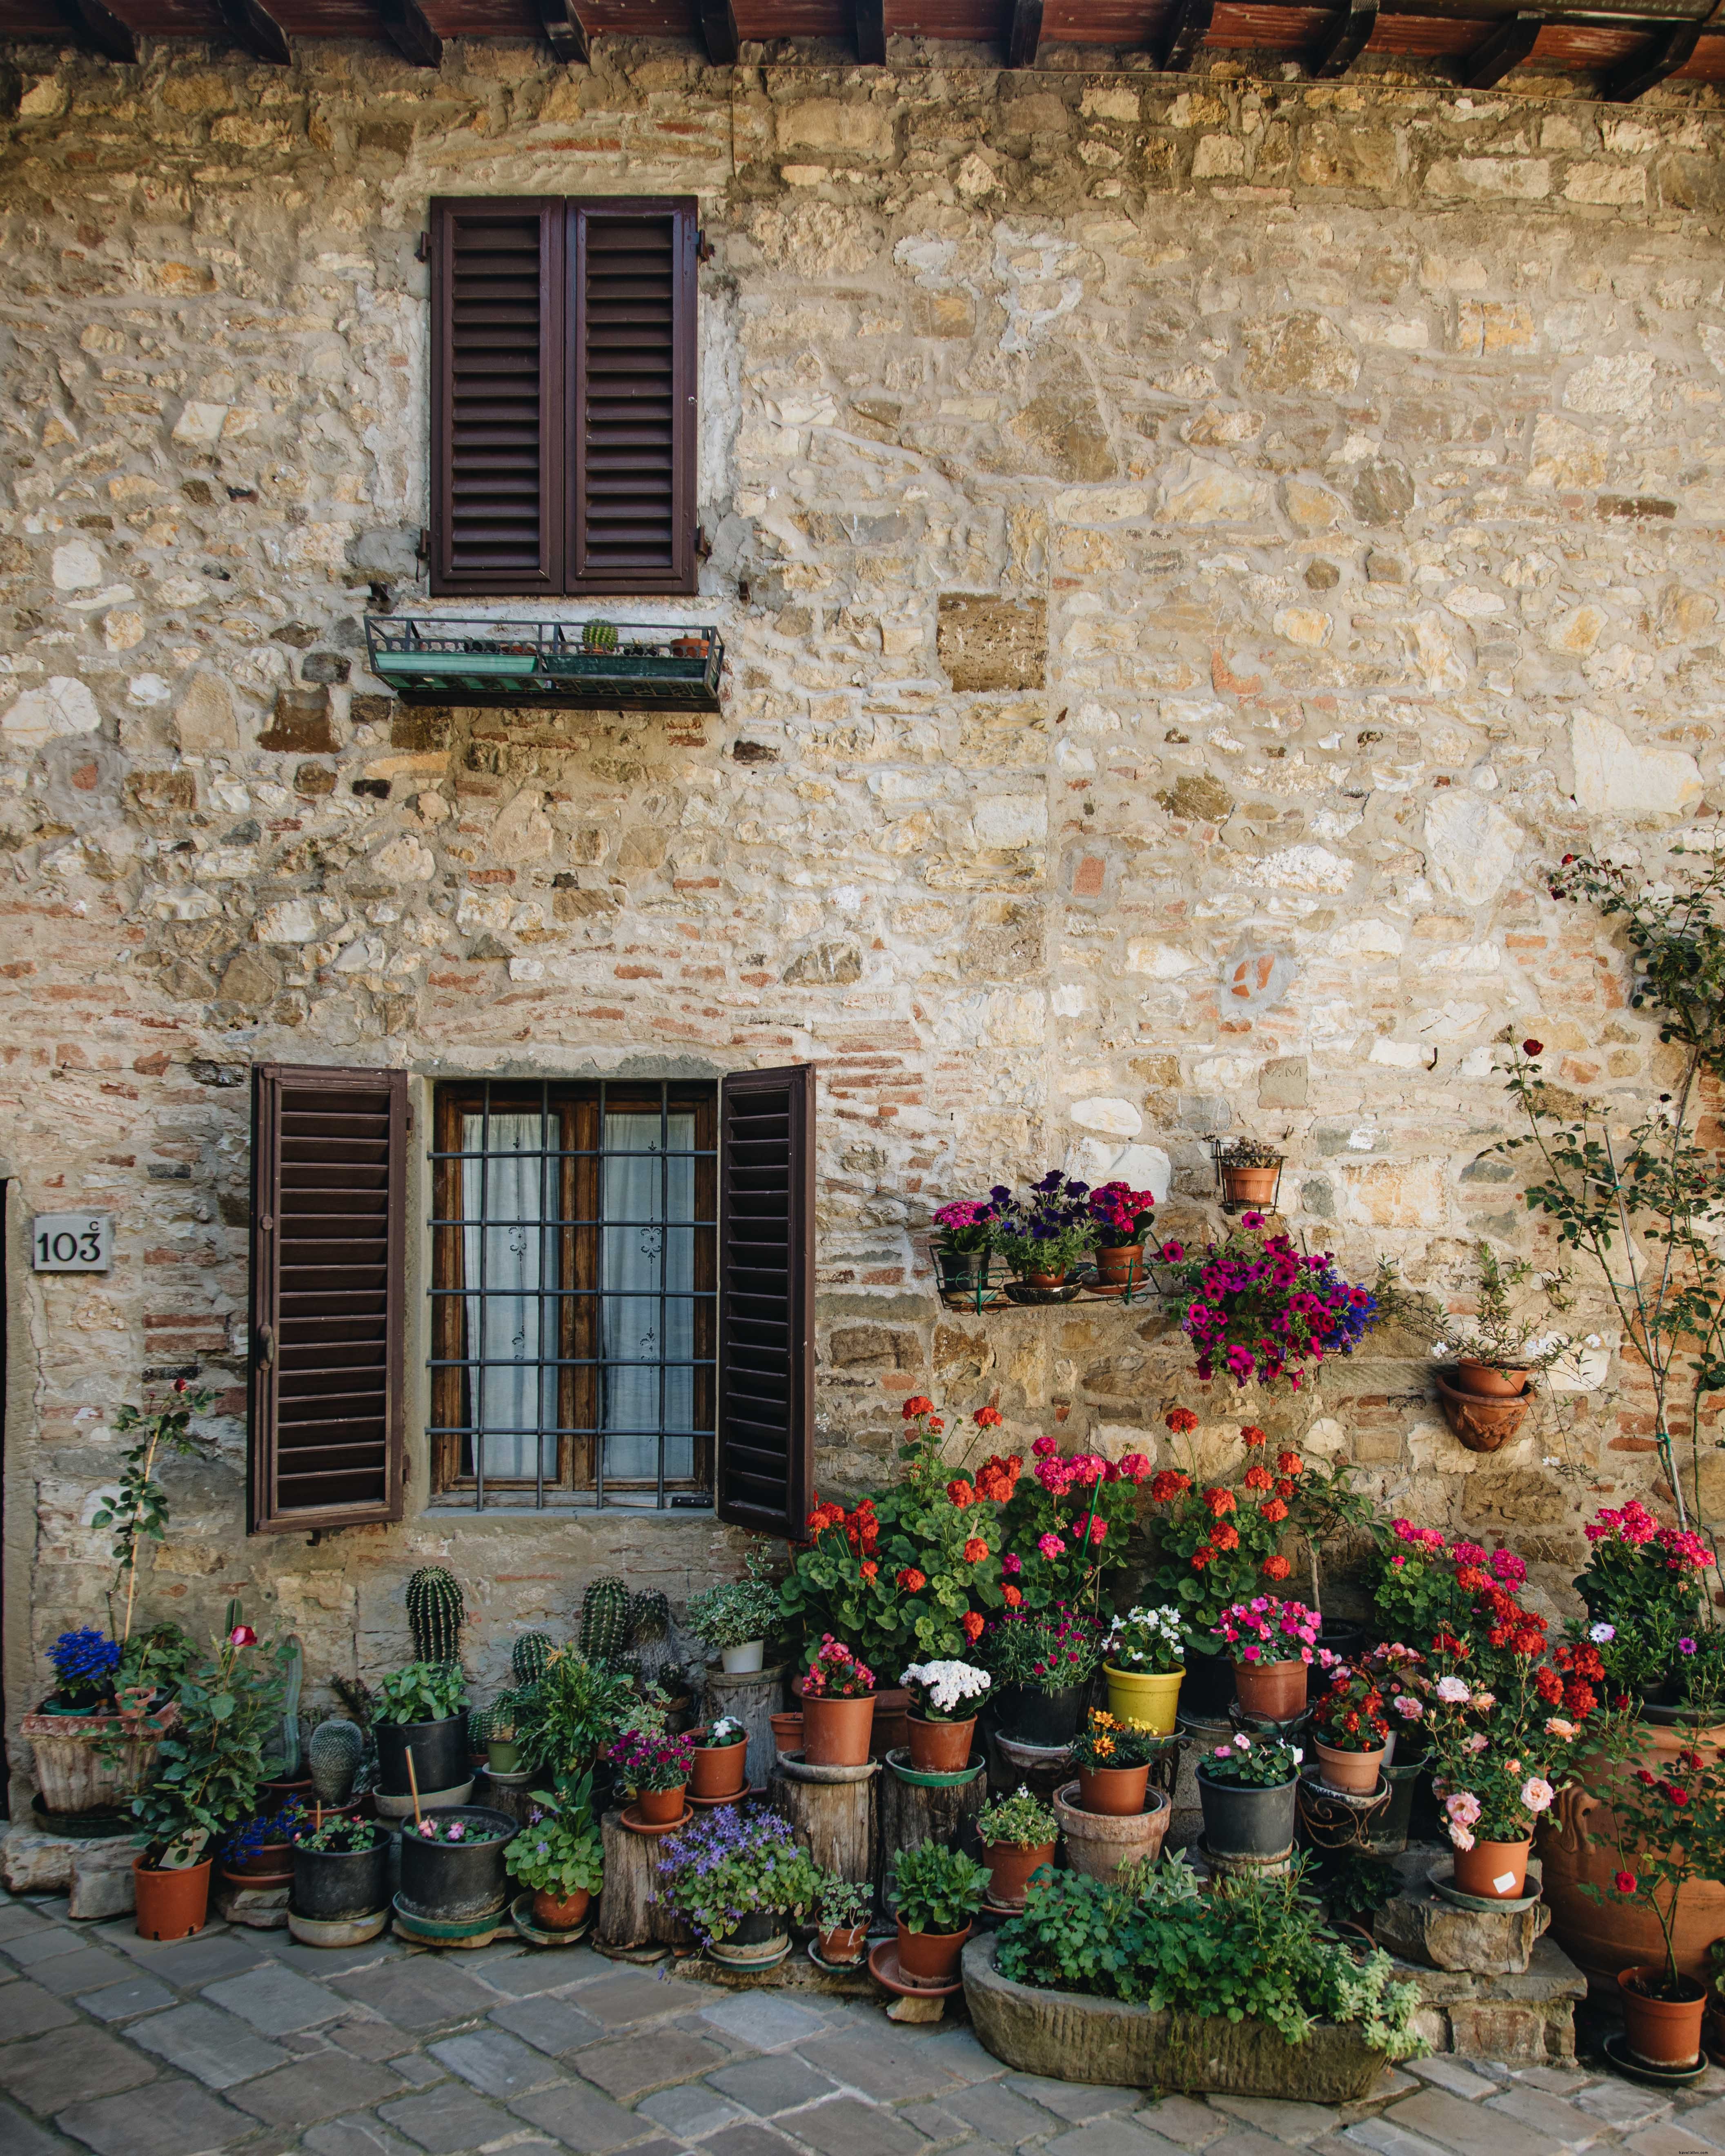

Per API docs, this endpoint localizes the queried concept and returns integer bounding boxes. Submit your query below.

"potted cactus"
[308,1717,365,1811]
[483,1695,525,1775]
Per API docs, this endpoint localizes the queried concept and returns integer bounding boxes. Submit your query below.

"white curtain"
[462,1112,559,1482]
[601,1111,694,1483]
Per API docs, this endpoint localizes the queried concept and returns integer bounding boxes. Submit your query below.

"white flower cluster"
[1105,1605,1188,1667]
[899,1659,992,1714]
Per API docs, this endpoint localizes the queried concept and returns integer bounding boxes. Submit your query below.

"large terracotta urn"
[1539,1715,1725,1987]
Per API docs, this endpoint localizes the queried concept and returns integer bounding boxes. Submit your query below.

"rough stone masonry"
[2,40,1724,1761]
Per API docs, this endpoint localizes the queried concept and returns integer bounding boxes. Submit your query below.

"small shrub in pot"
[1102,1606,1187,1734]
[977,1785,1058,1909]
[1307,1660,1391,1797]
[1196,1731,1303,1863]
[814,1873,874,1965]
[688,1545,781,1674]
[505,1770,603,1930]
[373,1662,470,1796]
[891,1840,990,1984]
[982,1604,1101,1747]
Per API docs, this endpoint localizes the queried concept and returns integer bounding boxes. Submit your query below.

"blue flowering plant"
[48,1628,123,1712]
[222,1799,306,1863]
[988,1173,1100,1282]
[505,1770,603,1899]
[656,1807,823,1946]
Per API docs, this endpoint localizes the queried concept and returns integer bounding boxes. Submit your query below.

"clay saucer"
[620,1801,694,1837]
[868,1936,964,1998]
[509,1893,592,1948]
[808,1938,871,1975]
[1600,2030,1709,2088]
[687,1786,749,1809]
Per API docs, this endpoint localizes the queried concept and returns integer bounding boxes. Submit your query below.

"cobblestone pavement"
[4,1888,1725,2156]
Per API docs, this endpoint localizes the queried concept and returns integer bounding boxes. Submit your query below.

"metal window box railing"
[364,616,723,712]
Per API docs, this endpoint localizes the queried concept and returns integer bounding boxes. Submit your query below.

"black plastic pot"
[293,1836,390,1922]
[1306,1620,1369,1702]
[375,1715,469,1797]
[937,1251,987,1291]
[997,1684,1086,1747]
[1197,1768,1297,1860]
[1180,1646,1236,1720]
[1366,1762,1423,1857]
[396,1807,516,1921]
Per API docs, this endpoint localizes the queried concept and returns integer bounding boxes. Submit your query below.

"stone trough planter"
[962,1933,1391,2101]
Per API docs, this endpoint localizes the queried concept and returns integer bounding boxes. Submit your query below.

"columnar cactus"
[512,1631,555,1686]
[629,1589,670,1647]
[278,1634,304,1777]
[308,1717,364,1806]
[579,1577,632,1668]
[405,1566,465,1668]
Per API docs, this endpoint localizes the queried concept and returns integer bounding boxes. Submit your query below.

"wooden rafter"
[1603,16,1699,96]
[1461,9,1544,87]
[699,0,738,63]
[1008,0,1043,67]
[1158,0,1214,71]
[1309,0,1376,77]
[376,0,440,65]
[51,0,136,61]
[218,0,289,64]
[538,0,588,61]
[856,0,885,64]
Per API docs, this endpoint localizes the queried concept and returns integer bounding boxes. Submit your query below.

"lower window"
[430,1078,716,1508]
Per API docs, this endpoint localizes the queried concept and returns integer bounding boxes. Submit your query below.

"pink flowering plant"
[1575,1499,1718,1699]
[1362,1643,1432,1758]
[931,1197,996,1257]
[1088,1181,1157,1249]
[1370,1520,1535,1673]
[605,1728,695,1794]
[981,1603,1103,1694]
[996,1436,1149,1613]
[800,1635,876,1699]
[1198,1729,1302,1788]
[1155,1219,1379,1390]
[1211,1595,1320,1666]
[1420,1660,1581,1850]
[410,1812,510,1844]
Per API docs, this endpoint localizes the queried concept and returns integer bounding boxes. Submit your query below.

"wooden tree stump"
[703,1664,787,1792]
[769,1758,876,1892]
[594,1809,689,1953]
[877,1762,986,1915]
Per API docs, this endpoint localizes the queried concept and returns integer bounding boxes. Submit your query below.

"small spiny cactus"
[579,1577,632,1669]
[308,1718,364,1807]
[405,1566,465,1667]
[512,1631,555,1686]
[630,1589,670,1646]
[582,619,619,654]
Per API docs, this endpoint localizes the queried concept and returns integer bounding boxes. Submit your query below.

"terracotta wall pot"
[1221,1164,1278,1205]
[1196,1770,1296,1862]
[1451,1836,1533,1901]
[24,1706,175,1816]
[635,1784,687,1824]
[532,1886,591,1931]
[1021,1270,1068,1291]
[1453,1357,1530,1398]
[802,1692,877,1767]
[1076,1762,1150,1816]
[1540,1717,1725,1987]
[818,1922,870,1965]
[770,1711,803,1755]
[1619,1968,1707,2069]
[134,1857,211,1940]
[1435,1373,1532,1453]
[897,1917,971,1985]
[1054,1782,1170,1884]
[1103,1665,1182,1735]
[906,1714,976,1773]
[690,1734,748,1800]
[984,1839,1057,1908]
[1312,1740,1384,1797]
[1096,1246,1144,1286]
[1233,1657,1307,1722]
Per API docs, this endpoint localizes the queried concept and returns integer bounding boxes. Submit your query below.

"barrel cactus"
[308,1717,364,1807]
[512,1631,555,1687]
[579,1577,632,1669]
[582,619,619,654]
[405,1566,465,1668]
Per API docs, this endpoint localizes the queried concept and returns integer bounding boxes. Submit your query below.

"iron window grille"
[429,1078,717,1509]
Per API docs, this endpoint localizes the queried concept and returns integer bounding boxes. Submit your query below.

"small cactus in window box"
[581,619,618,654]
[308,1717,365,1807]
[405,1566,465,1668]
[579,1577,632,1670]
[512,1631,555,1687]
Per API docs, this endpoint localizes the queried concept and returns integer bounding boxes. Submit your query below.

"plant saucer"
[1003,1280,1083,1305]
[1601,2030,1709,2087]
[509,1893,592,1948]
[390,1892,505,1949]
[620,1801,694,1836]
[808,1938,871,1976]
[884,1747,985,1790]
[688,1787,750,1809]
[1426,1860,1543,1915]
[868,1936,964,1998]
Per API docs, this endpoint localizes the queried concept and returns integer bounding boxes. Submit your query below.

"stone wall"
[3,41,1724,1765]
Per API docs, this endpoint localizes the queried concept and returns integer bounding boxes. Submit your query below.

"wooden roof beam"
[1008,0,1043,66]
[538,0,588,60]
[1603,16,1699,96]
[377,0,440,64]
[1157,0,1214,71]
[700,0,738,62]
[218,0,289,63]
[51,0,137,60]
[1309,0,1376,76]
[856,0,884,63]
[1461,8,1543,86]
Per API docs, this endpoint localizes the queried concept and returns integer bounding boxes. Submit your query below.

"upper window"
[427,196,699,599]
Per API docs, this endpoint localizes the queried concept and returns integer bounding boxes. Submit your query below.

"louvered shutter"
[568,198,699,597]
[249,1066,407,1534]
[429,197,565,597]
[715,1064,815,1538]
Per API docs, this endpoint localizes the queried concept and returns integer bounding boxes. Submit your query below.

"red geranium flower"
[1277,1451,1304,1476]
[1260,1498,1289,1525]
[975,1404,1003,1428]
[1240,1424,1268,1446]
[1262,1554,1292,1580]
[1210,1522,1240,1552]
[903,1396,933,1419]
[946,1479,975,1508]
[1244,1463,1273,1493]
[1002,1584,1022,1607]
[1203,1486,1238,1517]
[962,1537,988,1564]
[861,1560,878,1580]
[1191,1545,1215,1569]
[897,1567,927,1593]
[961,1612,984,1643]
[1165,1407,1200,1435]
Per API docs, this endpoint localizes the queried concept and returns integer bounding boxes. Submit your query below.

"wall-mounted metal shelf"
[364,616,723,711]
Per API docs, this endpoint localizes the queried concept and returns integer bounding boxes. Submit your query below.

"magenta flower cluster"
[1162,1221,1377,1389]
[1584,1499,1715,1572]
[1028,1433,1151,1497]
[1211,1595,1321,1664]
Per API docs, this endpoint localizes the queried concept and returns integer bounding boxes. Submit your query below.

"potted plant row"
[978,1787,1059,1909]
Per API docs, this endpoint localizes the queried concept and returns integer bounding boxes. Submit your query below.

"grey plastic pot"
[1196,1768,1297,1860]
[396,1807,516,1921]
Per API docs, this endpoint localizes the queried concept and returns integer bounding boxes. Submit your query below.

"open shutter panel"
[568,197,699,597]
[249,1066,407,1534]
[430,197,565,596]
[715,1063,815,1539]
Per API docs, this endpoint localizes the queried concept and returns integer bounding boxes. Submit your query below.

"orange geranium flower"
[1244,1463,1273,1492]
[1241,1424,1268,1446]
[961,1611,985,1642]
[1210,1522,1240,1551]
[963,1537,988,1564]
[861,1560,878,1580]
[897,1566,927,1592]
[975,1404,1004,1428]
[1203,1486,1237,1517]
[1260,1498,1289,1525]
[1277,1450,1304,1476]
[946,1479,976,1508]
[1262,1553,1292,1580]
[1165,1407,1200,1435]
[1002,1584,1023,1606]
[903,1396,934,1418]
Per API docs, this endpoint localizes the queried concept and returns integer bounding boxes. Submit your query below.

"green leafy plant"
[892,1841,990,1934]
[688,1546,782,1654]
[1197,1731,1302,1788]
[657,1808,822,1944]
[1423,1242,1573,1377]
[118,1619,194,1700]
[981,1604,1101,1692]
[978,1785,1059,1849]
[94,1379,216,1647]
[517,1649,635,1777]
[373,1662,467,1726]
[816,1874,874,1930]
[293,1812,383,1853]
[132,1625,288,1867]
[506,1772,603,1899]
[696,1715,746,1749]
[1321,1846,1400,1930]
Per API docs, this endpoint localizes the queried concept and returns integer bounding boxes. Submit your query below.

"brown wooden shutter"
[249,1066,407,1534]
[429,197,565,597]
[567,197,699,597]
[715,1063,815,1538]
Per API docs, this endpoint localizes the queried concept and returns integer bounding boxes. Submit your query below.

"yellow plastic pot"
[1103,1664,1183,1735]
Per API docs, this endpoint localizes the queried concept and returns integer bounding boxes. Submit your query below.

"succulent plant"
[405,1567,465,1668]
[278,1633,304,1778]
[582,619,619,654]
[512,1631,555,1687]
[308,1717,364,1806]
[579,1578,632,1669]
[630,1589,670,1646]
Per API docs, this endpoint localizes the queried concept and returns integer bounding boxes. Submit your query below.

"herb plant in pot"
[505,1771,603,1930]
[1102,1606,1186,1734]
[657,1807,822,1967]
[373,1662,470,1800]
[1070,1709,1157,1816]
[688,1547,782,1675]
[1309,1660,1391,1797]
[977,1785,1059,1909]
[292,1812,389,1925]
[799,1635,877,1768]
[398,1808,516,1924]
[1088,1180,1156,1289]
[690,1715,748,1800]
[606,1728,694,1823]
[1196,1732,1302,1862]
[983,1605,1100,1747]
[1213,1596,1320,1722]
[900,1659,991,1773]
[1429,1242,1571,1402]
[891,1841,990,1985]
[814,1873,874,1966]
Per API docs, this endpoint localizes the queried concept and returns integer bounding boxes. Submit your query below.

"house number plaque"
[32,1213,114,1272]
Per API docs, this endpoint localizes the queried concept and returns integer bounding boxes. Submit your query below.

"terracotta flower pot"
[1097,1245,1144,1287]
[1076,1762,1151,1816]
[896,1916,970,1985]
[1221,1164,1278,1206]
[134,1857,211,1940]
[985,1839,1057,1908]
[1434,1372,1533,1453]
[531,1886,591,1931]
[1312,1740,1385,1796]
[770,1711,803,1755]
[906,1714,976,1773]
[1452,1836,1533,1901]
[1055,1782,1171,1883]
[1619,1967,1707,2069]
[1233,1656,1307,1721]
[1104,1665,1182,1735]
[802,1692,876,1768]
[1022,1271,1067,1291]
[1453,1357,1530,1398]
[818,1922,870,1966]
[690,1733,748,1800]
[636,1784,687,1824]
[870,1688,911,1760]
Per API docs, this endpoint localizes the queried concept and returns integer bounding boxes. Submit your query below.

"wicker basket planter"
[24,1704,177,1817]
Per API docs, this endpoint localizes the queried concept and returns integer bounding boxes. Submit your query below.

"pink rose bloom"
[1520,1776,1555,1815]
[1449,1824,1476,1852]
